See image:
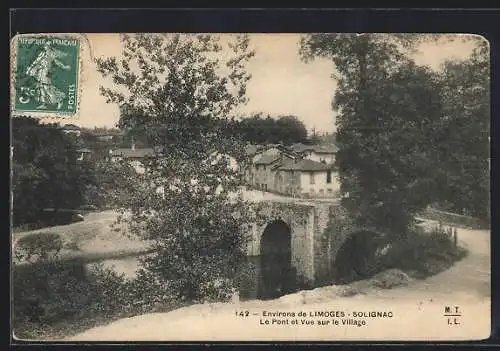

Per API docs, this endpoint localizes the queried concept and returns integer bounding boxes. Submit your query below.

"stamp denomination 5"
[12,35,80,116]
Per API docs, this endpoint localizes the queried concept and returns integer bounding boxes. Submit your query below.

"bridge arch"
[258,219,294,299]
[242,201,392,298]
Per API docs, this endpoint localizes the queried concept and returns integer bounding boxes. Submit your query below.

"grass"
[14,298,188,341]
[13,223,57,234]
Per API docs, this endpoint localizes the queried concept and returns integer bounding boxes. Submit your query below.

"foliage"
[13,236,164,338]
[300,34,445,238]
[432,40,490,220]
[376,224,467,279]
[300,34,489,236]
[11,116,91,226]
[82,158,139,209]
[234,113,309,145]
[96,33,257,302]
[308,129,323,145]
[13,261,156,339]
[14,232,63,263]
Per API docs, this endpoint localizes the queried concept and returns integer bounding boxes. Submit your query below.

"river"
[66,225,491,342]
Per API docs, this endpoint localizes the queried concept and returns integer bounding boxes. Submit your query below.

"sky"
[34,33,480,133]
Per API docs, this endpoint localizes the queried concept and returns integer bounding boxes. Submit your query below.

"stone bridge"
[239,198,385,300]
[13,198,385,301]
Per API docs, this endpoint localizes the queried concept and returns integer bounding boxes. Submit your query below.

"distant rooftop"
[278,158,333,172]
[61,124,81,131]
[110,148,156,159]
[290,143,337,154]
[254,154,281,165]
[91,129,124,136]
[290,143,316,153]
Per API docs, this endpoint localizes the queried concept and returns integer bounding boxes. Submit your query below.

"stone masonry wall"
[312,203,334,284]
[244,201,315,285]
[243,200,369,291]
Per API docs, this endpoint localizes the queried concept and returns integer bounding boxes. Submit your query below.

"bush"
[375,225,467,279]
[12,117,90,227]
[371,269,412,289]
[14,232,63,263]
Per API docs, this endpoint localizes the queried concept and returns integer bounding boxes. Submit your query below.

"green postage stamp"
[12,35,81,116]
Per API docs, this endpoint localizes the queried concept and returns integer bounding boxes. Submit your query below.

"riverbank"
[63,226,490,342]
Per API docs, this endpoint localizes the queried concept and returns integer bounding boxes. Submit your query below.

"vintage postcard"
[10,33,491,342]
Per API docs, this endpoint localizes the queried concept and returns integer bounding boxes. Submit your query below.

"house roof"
[254,154,281,165]
[77,148,92,153]
[277,158,333,172]
[61,124,81,131]
[276,144,298,155]
[110,148,156,158]
[290,143,316,153]
[290,143,338,154]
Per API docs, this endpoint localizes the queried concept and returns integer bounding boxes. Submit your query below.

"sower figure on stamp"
[26,41,71,110]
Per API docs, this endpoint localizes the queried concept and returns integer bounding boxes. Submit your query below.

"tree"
[96,33,256,302]
[308,128,322,145]
[11,116,89,226]
[300,34,445,238]
[276,115,308,144]
[433,39,490,219]
[235,113,308,145]
[81,158,139,209]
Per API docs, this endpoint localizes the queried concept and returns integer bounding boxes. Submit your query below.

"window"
[326,171,332,184]
[309,172,315,184]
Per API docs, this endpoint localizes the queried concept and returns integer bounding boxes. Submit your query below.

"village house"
[109,144,157,174]
[92,129,124,142]
[76,148,92,161]
[274,158,340,198]
[244,144,340,198]
[290,143,337,164]
[244,144,300,190]
[60,124,81,137]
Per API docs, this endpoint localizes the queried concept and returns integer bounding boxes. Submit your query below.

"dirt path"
[66,226,491,342]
